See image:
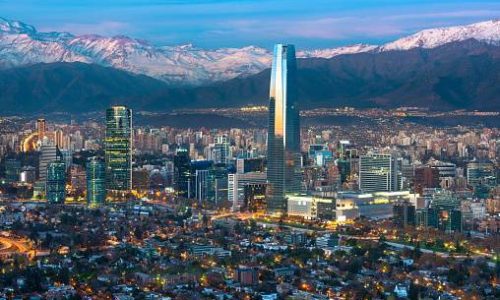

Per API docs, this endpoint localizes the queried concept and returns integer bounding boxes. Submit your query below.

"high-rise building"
[466,161,495,188]
[173,148,191,198]
[86,158,106,207]
[267,44,300,215]
[359,154,400,193]
[46,160,66,204]
[5,159,21,183]
[236,158,265,174]
[38,143,58,186]
[36,118,46,140]
[393,201,416,227]
[54,129,67,149]
[414,166,440,194]
[229,171,267,212]
[105,106,132,194]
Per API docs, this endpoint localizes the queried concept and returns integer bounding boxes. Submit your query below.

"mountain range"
[0,18,499,113]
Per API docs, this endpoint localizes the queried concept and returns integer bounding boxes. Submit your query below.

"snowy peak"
[298,44,377,58]
[381,20,500,51]
[0,17,499,85]
[0,17,36,34]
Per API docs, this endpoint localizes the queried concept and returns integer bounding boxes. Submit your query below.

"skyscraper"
[173,148,191,198]
[38,142,58,187]
[266,44,300,215]
[86,157,106,207]
[105,106,133,195]
[46,160,66,204]
[36,118,46,140]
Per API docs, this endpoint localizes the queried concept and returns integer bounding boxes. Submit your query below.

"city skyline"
[0,2,498,299]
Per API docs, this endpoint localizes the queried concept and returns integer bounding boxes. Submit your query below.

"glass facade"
[46,161,66,204]
[87,158,106,207]
[359,154,400,193]
[173,148,191,198]
[105,106,132,194]
[267,44,300,215]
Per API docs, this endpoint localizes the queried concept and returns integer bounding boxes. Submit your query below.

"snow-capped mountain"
[0,17,499,86]
[297,44,377,58]
[380,20,500,51]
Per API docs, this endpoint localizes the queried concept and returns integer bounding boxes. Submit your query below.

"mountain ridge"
[0,39,498,113]
[1,17,499,86]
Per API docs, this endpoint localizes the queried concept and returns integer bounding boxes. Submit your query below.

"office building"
[105,106,132,194]
[234,266,259,286]
[36,118,46,140]
[393,201,416,227]
[210,163,229,205]
[46,160,66,204]
[244,183,267,212]
[5,159,21,183]
[359,153,400,193]
[19,166,36,183]
[414,166,440,194]
[39,143,58,185]
[86,158,106,207]
[229,171,267,212]
[286,195,335,220]
[236,158,265,174]
[467,161,495,188]
[173,148,191,198]
[267,44,301,215]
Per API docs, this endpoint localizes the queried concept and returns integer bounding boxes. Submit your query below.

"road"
[0,236,31,254]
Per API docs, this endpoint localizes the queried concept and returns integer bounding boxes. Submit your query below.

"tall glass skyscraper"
[173,148,191,198]
[87,157,106,207]
[46,161,66,204]
[105,106,132,195]
[267,44,301,215]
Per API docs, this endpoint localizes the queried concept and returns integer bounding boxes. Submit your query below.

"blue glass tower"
[46,161,66,204]
[86,157,106,207]
[267,44,300,215]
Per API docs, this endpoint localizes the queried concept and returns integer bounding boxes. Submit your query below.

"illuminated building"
[54,129,67,149]
[267,44,301,215]
[173,148,191,198]
[46,160,66,204]
[244,183,267,212]
[105,106,132,194]
[229,171,267,212]
[36,118,46,140]
[86,158,106,207]
[359,153,400,193]
[286,195,335,220]
[417,189,462,232]
[38,142,58,188]
[20,166,36,183]
[337,191,415,220]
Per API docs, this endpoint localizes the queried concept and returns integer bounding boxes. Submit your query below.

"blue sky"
[1,0,499,48]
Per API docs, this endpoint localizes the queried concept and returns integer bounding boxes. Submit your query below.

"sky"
[0,0,499,49]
